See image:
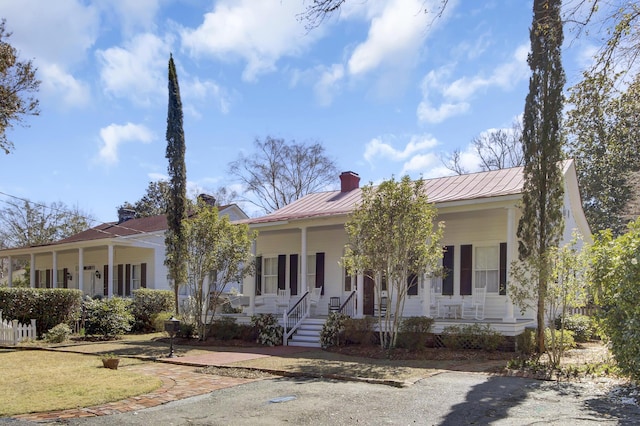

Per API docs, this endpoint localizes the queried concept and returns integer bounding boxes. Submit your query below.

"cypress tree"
[164,54,188,314]
[517,0,566,353]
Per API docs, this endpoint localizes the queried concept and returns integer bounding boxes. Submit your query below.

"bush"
[250,314,283,346]
[0,288,83,337]
[84,297,133,338]
[320,312,348,348]
[178,322,197,339]
[555,314,595,343]
[131,289,175,333]
[516,328,537,355]
[208,317,240,340]
[342,317,375,345]
[545,328,576,351]
[43,323,73,343]
[396,317,434,350]
[441,324,504,351]
[152,311,174,333]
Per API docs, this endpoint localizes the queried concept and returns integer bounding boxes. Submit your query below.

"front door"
[363,274,375,315]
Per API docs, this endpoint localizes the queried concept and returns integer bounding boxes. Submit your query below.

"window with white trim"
[132,264,141,291]
[263,257,279,294]
[475,246,499,293]
[306,254,316,288]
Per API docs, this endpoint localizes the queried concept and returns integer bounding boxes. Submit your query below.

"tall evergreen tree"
[164,54,188,315]
[517,0,566,353]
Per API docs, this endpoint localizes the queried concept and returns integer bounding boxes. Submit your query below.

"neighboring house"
[0,198,248,298]
[237,160,591,343]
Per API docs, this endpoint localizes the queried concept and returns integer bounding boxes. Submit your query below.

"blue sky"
[0,0,602,223]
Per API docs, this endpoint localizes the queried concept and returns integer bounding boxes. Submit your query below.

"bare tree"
[228,136,338,214]
[442,120,523,175]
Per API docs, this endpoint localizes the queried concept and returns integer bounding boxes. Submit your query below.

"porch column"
[107,244,114,298]
[355,273,364,318]
[7,256,12,287]
[301,227,308,292]
[422,274,430,316]
[78,248,84,295]
[52,251,58,288]
[30,253,35,288]
[247,239,256,315]
[503,206,516,322]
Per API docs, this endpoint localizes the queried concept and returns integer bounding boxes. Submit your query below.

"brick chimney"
[340,171,360,192]
[117,208,136,223]
[198,193,216,206]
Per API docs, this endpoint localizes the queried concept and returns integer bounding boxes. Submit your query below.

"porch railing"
[339,291,357,317]
[283,291,310,346]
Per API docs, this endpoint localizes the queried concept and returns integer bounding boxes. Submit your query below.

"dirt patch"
[326,344,514,361]
[198,366,277,379]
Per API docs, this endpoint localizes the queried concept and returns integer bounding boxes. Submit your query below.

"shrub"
[84,297,133,338]
[178,322,197,339]
[152,311,174,333]
[43,323,73,343]
[131,289,175,333]
[396,316,434,350]
[250,314,283,346]
[0,288,83,337]
[555,314,595,343]
[342,316,375,345]
[208,317,240,340]
[516,328,537,355]
[545,327,575,351]
[320,312,348,348]
[441,324,504,351]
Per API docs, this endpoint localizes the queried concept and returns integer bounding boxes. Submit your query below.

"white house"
[236,160,591,344]
[0,200,248,298]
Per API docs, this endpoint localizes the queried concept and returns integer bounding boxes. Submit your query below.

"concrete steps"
[287,317,325,348]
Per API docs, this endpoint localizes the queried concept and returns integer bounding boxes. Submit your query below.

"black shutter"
[407,272,418,296]
[460,245,472,296]
[103,265,109,296]
[500,242,507,295]
[125,264,131,296]
[35,270,40,288]
[443,246,454,295]
[278,255,286,290]
[63,268,68,288]
[289,254,298,296]
[255,256,262,296]
[315,252,325,295]
[141,263,147,288]
[117,264,124,296]
[46,269,51,288]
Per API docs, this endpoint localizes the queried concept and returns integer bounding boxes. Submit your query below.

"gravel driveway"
[49,371,640,426]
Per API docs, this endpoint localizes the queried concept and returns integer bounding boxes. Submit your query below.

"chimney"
[340,171,360,192]
[198,193,217,206]
[117,208,136,223]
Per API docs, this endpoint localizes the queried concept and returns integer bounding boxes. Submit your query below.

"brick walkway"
[13,361,264,422]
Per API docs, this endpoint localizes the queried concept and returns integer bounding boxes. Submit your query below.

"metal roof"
[247,166,525,225]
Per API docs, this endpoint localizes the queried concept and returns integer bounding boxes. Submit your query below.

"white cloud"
[400,152,439,176]
[364,134,439,164]
[96,33,171,106]
[183,77,231,115]
[180,0,318,82]
[98,123,154,165]
[102,0,162,35]
[417,43,529,124]
[39,64,91,108]
[314,64,345,106]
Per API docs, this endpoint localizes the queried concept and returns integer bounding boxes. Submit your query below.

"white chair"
[276,288,290,313]
[462,286,486,320]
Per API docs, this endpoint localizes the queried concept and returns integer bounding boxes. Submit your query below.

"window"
[344,269,352,292]
[475,246,499,293]
[132,265,141,291]
[56,269,65,287]
[263,257,278,294]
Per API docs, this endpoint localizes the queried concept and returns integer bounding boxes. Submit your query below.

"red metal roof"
[247,166,525,225]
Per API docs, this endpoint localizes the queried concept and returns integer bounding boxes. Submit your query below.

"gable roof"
[247,165,527,225]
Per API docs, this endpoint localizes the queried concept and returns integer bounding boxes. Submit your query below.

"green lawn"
[0,351,161,416]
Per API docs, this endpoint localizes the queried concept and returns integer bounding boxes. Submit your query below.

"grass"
[0,351,161,416]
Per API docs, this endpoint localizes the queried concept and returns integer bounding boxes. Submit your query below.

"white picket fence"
[0,310,37,345]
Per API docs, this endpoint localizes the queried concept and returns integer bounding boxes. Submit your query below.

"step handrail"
[339,291,357,317]
[283,291,310,346]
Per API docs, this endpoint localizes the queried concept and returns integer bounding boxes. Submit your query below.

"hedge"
[0,288,83,337]
[131,288,175,332]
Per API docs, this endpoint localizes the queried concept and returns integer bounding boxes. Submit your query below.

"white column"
[107,245,114,298]
[301,227,308,292]
[30,253,36,288]
[52,251,58,288]
[503,206,516,322]
[356,273,364,318]
[78,248,84,295]
[422,274,430,316]
[248,239,256,315]
[7,256,13,287]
